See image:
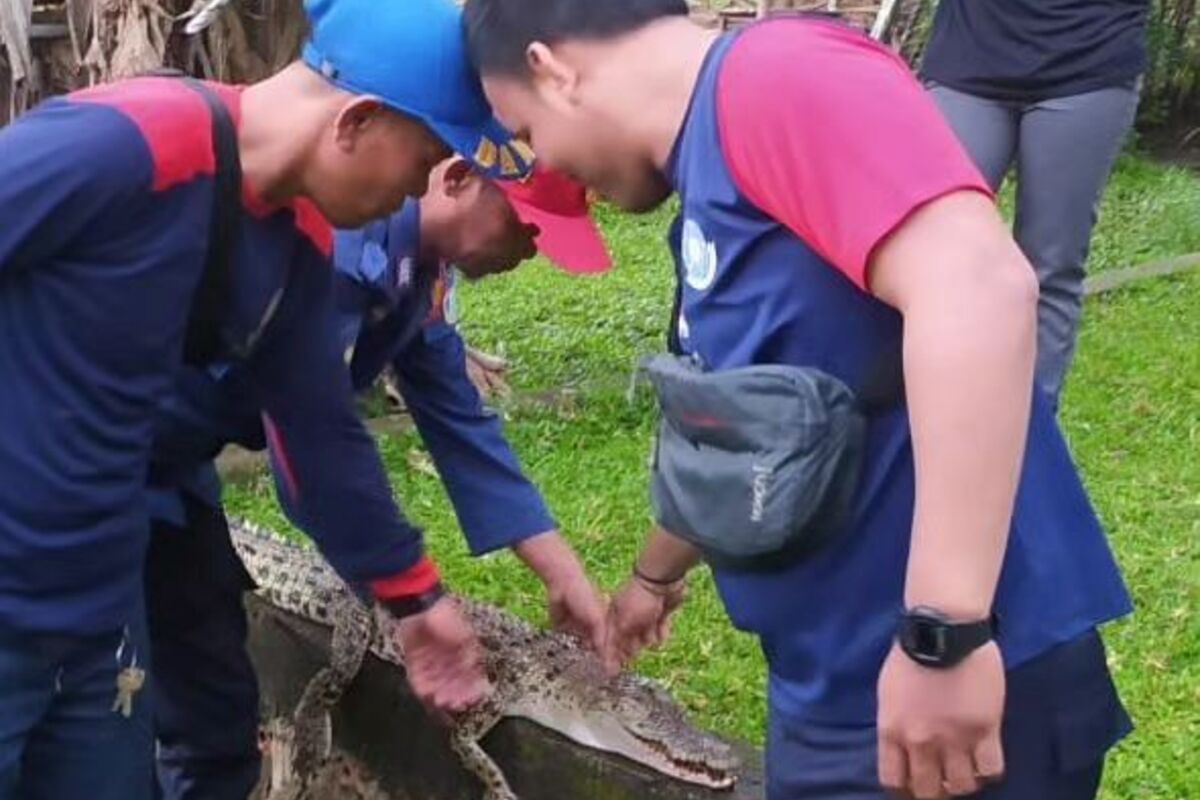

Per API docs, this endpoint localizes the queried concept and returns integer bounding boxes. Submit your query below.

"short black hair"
[464,0,690,77]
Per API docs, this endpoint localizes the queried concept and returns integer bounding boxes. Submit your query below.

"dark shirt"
[921,0,1151,101]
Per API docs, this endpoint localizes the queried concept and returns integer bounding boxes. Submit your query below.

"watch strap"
[899,607,997,668]
[380,582,446,621]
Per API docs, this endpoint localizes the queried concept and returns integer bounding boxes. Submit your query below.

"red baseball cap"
[499,166,612,274]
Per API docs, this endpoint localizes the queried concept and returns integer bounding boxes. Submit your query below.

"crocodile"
[255,719,393,800]
[229,518,739,800]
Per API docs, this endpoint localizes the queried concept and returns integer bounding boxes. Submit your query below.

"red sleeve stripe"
[292,199,334,258]
[76,79,334,260]
[73,78,215,193]
[261,412,300,503]
[370,556,442,600]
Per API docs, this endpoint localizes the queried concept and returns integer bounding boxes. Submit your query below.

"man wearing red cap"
[145,160,611,800]
[425,161,612,399]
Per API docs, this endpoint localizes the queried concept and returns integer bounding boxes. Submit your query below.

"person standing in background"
[921,0,1151,405]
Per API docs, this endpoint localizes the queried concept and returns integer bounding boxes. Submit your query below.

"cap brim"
[507,198,612,274]
[423,114,535,181]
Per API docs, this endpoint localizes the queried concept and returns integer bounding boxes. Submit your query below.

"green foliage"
[1142,0,1200,128]
[1061,272,1200,800]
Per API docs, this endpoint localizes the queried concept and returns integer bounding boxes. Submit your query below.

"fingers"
[600,606,628,676]
[602,605,649,674]
[907,739,944,800]
[878,737,909,797]
[547,592,609,656]
[416,654,492,721]
[880,736,1001,799]
[466,347,508,371]
[941,747,979,797]
[589,616,609,656]
[655,614,673,644]
[973,730,1005,784]
[602,625,637,676]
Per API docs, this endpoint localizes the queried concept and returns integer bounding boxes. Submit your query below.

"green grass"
[224,153,1200,797]
[451,154,1200,396]
[1060,272,1200,800]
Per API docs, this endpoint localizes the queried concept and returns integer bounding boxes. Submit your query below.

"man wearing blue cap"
[0,0,529,797]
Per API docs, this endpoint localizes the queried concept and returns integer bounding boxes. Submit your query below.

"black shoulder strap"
[666,216,685,356]
[178,77,242,366]
[858,341,905,410]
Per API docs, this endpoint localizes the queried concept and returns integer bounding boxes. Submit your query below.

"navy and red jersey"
[667,18,1131,723]
[150,199,555,561]
[0,78,427,634]
[333,202,556,554]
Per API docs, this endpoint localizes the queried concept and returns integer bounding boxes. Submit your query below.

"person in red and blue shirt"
[0,0,539,796]
[465,3,1134,799]
[145,160,611,800]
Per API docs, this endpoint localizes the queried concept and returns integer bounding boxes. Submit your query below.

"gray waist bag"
[645,353,881,572]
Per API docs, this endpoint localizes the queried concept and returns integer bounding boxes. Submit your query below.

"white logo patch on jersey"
[395,257,414,290]
[681,218,718,291]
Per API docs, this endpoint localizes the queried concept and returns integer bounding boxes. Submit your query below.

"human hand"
[464,346,511,398]
[395,596,492,722]
[515,531,607,653]
[601,573,686,676]
[877,641,1005,798]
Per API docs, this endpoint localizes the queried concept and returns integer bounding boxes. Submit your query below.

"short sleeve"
[716,19,992,290]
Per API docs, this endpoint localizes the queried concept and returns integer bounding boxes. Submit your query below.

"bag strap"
[857,341,904,410]
[177,77,242,366]
[666,216,686,356]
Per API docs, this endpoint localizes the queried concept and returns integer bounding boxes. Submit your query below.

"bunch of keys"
[112,628,146,719]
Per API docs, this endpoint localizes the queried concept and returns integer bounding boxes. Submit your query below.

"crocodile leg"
[285,602,374,795]
[449,702,517,800]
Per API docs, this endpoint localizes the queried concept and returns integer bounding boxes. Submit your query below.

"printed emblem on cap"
[511,139,536,165]
[474,138,499,169]
[681,218,717,291]
[499,146,519,178]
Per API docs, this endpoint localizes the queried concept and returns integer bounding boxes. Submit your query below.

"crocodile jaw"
[515,698,738,789]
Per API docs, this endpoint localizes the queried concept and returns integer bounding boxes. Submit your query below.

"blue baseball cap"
[301,0,533,180]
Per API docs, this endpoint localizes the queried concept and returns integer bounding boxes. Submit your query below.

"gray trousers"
[928,83,1140,404]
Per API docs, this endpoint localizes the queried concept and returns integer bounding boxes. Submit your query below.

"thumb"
[589,615,608,655]
[468,347,508,371]
[655,614,673,643]
[600,620,624,676]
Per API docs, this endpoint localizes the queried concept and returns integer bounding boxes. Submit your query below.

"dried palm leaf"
[66,0,94,63]
[0,0,35,113]
[261,0,304,73]
[179,0,235,36]
[205,4,264,81]
[108,0,171,79]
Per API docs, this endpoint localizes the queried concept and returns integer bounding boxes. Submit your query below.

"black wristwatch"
[897,606,997,669]
[380,582,447,621]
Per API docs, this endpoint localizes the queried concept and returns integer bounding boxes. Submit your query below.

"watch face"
[910,620,946,659]
[902,609,951,665]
